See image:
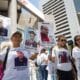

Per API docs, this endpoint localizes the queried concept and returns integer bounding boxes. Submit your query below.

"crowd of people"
[0,31,80,80]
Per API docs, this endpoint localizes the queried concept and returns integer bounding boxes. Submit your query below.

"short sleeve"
[72,48,77,59]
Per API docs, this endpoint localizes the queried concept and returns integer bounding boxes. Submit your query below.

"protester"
[25,30,38,80]
[72,35,80,80]
[52,35,73,80]
[47,47,57,80]
[37,48,48,80]
[0,31,34,80]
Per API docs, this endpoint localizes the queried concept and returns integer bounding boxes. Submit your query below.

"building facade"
[0,0,44,36]
[40,0,80,41]
[0,0,44,51]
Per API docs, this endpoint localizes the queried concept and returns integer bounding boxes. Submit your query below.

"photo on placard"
[0,16,11,51]
[0,19,8,36]
[0,16,11,43]
[25,27,38,51]
[38,22,56,48]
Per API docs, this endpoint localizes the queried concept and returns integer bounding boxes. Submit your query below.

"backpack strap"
[3,47,10,71]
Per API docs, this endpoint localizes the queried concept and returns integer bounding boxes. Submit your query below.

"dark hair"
[41,25,48,30]
[41,25,44,29]
[74,35,80,46]
[28,31,36,35]
[40,48,46,53]
[11,31,22,38]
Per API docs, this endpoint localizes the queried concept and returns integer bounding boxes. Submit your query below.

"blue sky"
[29,0,39,8]
[74,0,80,12]
[22,0,80,12]
[29,0,80,12]
[22,0,39,13]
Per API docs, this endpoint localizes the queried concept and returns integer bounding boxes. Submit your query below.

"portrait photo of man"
[0,19,8,36]
[25,31,37,48]
[40,25,50,43]
[15,51,28,67]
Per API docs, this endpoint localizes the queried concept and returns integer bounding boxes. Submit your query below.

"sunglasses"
[60,39,67,42]
[76,38,80,41]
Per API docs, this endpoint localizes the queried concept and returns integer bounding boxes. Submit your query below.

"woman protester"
[72,35,80,80]
[0,31,36,80]
[52,35,74,80]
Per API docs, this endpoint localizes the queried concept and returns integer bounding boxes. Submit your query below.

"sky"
[29,0,39,8]
[22,0,80,13]
[22,0,40,13]
[29,0,80,12]
[74,0,80,12]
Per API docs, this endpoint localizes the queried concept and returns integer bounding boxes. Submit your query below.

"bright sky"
[29,0,80,12]
[29,0,39,8]
[74,0,80,12]
[22,0,40,13]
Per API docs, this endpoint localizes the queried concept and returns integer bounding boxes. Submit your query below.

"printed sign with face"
[38,22,56,48]
[0,16,11,43]
[24,27,38,52]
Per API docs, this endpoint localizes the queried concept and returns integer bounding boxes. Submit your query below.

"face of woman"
[58,37,67,47]
[75,36,80,47]
[11,34,22,47]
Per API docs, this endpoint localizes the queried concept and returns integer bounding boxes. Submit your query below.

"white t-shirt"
[47,61,56,74]
[37,53,48,66]
[52,46,72,71]
[46,51,57,74]
[40,53,48,65]
[72,46,80,76]
[0,47,31,80]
